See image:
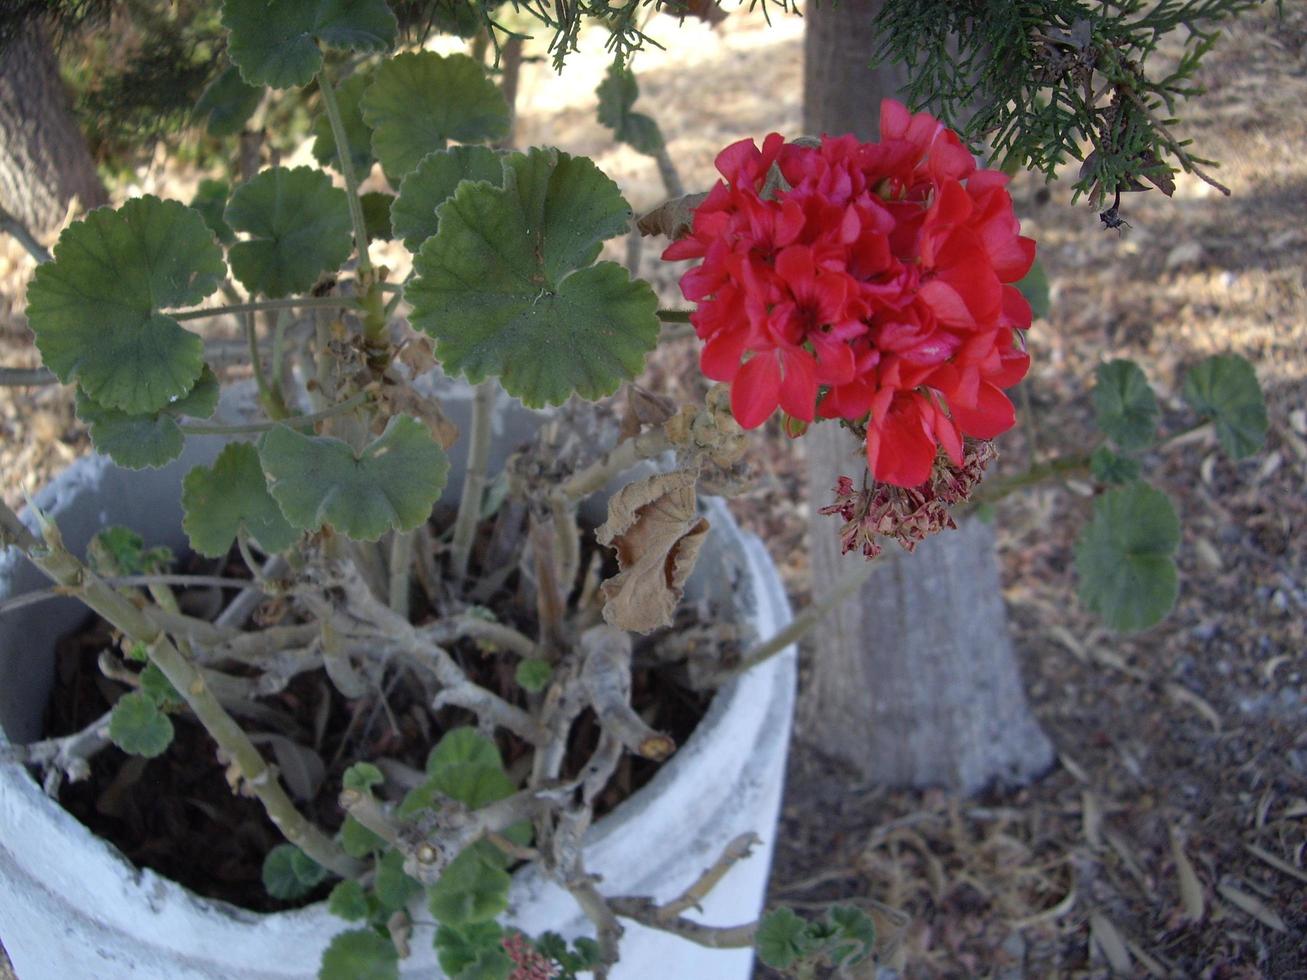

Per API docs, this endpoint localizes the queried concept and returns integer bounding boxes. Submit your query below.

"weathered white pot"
[0,390,797,979]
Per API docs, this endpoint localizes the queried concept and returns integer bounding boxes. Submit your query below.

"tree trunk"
[798,0,1053,794]
[0,18,107,237]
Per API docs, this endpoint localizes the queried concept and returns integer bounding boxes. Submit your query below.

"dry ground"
[2,3,1305,978]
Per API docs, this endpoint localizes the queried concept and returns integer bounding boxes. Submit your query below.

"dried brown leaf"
[636,192,708,240]
[597,470,710,634]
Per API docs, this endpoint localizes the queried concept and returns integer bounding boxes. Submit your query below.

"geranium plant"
[0,1,1270,978]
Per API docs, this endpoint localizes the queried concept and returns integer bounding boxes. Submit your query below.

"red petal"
[700,329,749,382]
[730,353,781,429]
[778,348,818,421]
[880,99,910,140]
[949,381,1016,438]
[918,280,975,328]
[867,397,936,487]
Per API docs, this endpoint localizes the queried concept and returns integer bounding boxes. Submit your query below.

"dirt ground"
[2,3,1305,978]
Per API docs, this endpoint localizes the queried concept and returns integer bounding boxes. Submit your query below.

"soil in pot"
[32,507,716,913]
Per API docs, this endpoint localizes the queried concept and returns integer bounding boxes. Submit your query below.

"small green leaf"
[319,928,399,980]
[190,179,236,244]
[1182,354,1268,460]
[360,52,510,181]
[756,907,818,969]
[375,848,423,912]
[1016,258,1051,320]
[260,415,450,541]
[596,65,665,155]
[340,815,386,858]
[27,196,223,414]
[222,0,397,90]
[76,365,219,470]
[312,71,375,175]
[361,192,394,241]
[263,844,321,900]
[125,641,149,664]
[327,879,371,922]
[409,147,658,407]
[427,727,504,775]
[435,922,509,979]
[139,663,184,709]
[1091,445,1141,485]
[514,659,552,694]
[427,847,511,926]
[194,64,262,137]
[108,691,174,758]
[88,526,148,574]
[182,442,299,558]
[226,166,354,298]
[343,761,385,792]
[291,848,330,889]
[826,905,876,966]
[401,727,516,819]
[1093,359,1159,451]
[1075,482,1181,632]
[391,145,503,252]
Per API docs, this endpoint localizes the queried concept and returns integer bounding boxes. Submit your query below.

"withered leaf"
[597,470,709,634]
[636,192,708,240]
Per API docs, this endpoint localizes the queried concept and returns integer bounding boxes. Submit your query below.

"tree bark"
[0,18,107,238]
[798,0,1053,794]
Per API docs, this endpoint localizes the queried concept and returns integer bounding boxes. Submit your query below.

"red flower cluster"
[664,100,1036,487]
[502,933,559,980]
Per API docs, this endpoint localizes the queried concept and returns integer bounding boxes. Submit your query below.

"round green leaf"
[361,191,394,241]
[320,928,399,980]
[343,761,384,792]
[225,166,354,298]
[1090,445,1141,485]
[182,442,299,558]
[391,145,502,252]
[327,879,371,922]
[375,848,423,912]
[427,848,511,926]
[339,815,385,858]
[1182,354,1268,460]
[108,691,174,758]
[193,64,262,137]
[360,52,509,181]
[259,415,450,541]
[1075,482,1181,632]
[756,907,818,969]
[312,71,375,175]
[826,906,876,967]
[1094,359,1159,450]
[76,365,219,470]
[139,663,184,709]
[435,922,512,980]
[262,843,324,900]
[514,658,552,694]
[222,0,398,90]
[597,65,665,156]
[409,148,658,407]
[190,179,236,245]
[27,196,223,414]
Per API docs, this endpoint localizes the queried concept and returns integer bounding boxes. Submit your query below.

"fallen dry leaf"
[596,470,709,634]
[1170,825,1206,921]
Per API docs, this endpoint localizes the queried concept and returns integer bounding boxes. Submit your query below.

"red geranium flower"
[663,100,1036,488]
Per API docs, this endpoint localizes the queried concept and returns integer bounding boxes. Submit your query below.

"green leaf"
[193,64,262,137]
[1091,445,1141,485]
[139,663,184,709]
[291,848,330,889]
[435,922,510,980]
[260,415,450,541]
[190,179,236,244]
[756,907,818,969]
[182,442,299,558]
[1182,354,1268,460]
[340,815,386,858]
[226,166,354,298]
[375,848,423,912]
[401,727,516,819]
[312,71,375,175]
[222,0,398,90]
[88,525,161,575]
[361,191,394,241]
[263,844,322,900]
[422,0,484,38]
[391,145,503,252]
[1075,482,1181,632]
[409,148,658,407]
[343,761,385,792]
[825,906,876,966]
[327,879,371,922]
[1093,359,1159,451]
[125,641,149,664]
[427,847,511,926]
[1016,258,1051,320]
[360,52,509,181]
[515,659,552,694]
[76,365,219,470]
[596,65,665,155]
[27,196,223,414]
[108,690,174,758]
[427,727,503,775]
[319,928,399,980]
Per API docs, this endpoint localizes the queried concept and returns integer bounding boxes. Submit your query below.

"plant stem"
[388,530,414,619]
[450,381,495,587]
[0,501,360,877]
[656,308,692,323]
[172,296,353,321]
[971,452,1092,505]
[552,426,674,504]
[0,204,51,264]
[245,313,289,419]
[317,70,372,276]
[179,391,369,435]
[0,367,56,387]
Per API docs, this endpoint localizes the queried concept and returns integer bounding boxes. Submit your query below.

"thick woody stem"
[1,709,112,794]
[449,381,495,587]
[551,426,674,504]
[422,615,538,660]
[581,625,675,761]
[569,877,625,979]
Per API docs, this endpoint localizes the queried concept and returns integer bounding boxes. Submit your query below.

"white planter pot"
[0,391,797,980]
